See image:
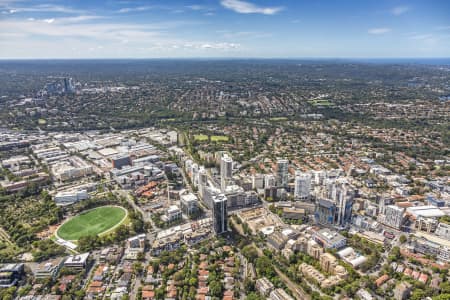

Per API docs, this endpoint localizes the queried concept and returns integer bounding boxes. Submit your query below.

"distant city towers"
[315,178,355,228]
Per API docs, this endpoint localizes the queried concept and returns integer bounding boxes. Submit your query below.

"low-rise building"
[33,258,64,280]
[320,253,337,274]
[165,205,182,222]
[0,263,24,287]
[313,228,346,249]
[394,282,412,300]
[255,277,274,296]
[269,288,295,300]
[54,189,89,205]
[307,239,323,259]
[267,231,288,251]
[64,253,89,270]
[180,193,199,216]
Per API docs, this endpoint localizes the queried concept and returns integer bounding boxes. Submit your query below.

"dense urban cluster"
[0,60,449,300]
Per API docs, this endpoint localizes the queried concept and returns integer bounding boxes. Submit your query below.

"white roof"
[350,256,367,267]
[168,205,180,212]
[260,226,275,235]
[65,252,89,264]
[181,193,198,202]
[406,206,445,218]
[337,247,354,258]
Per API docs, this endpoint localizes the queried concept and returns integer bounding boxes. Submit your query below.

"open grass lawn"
[211,135,229,142]
[57,206,127,241]
[308,99,334,107]
[269,117,288,121]
[194,134,209,141]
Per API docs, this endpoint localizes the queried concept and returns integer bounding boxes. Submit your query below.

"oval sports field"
[56,206,128,241]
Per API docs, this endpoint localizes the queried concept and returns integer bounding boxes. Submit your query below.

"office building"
[276,159,289,187]
[220,154,233,191]
[111,155,131,169]
[0,263,24,287]
[63,77,75,93]
[252,174,265,189]
[212,194,228,234]
[265,174,276,188]
[33,258,64,280]
[328,179,354,227]
[313,228,347,250]
[54,189,89,205]
[198,168,208,199]
[315,179,354,228]
[384,205,405,230]
[166,205,182,222]
[180,193,199,216]
[64,253,90,270]
[436,222,450,240]
[294,171,311,200]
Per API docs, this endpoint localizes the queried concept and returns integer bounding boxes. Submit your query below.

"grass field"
[194,134,209,141]
[57,206,127,241]
[211,135,229,142]
[269,117,288,121]
[308,99,334,107]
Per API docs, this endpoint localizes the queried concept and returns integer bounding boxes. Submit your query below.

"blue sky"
[0,0,449,58]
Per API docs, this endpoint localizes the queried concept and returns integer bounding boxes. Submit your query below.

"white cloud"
[435,25,450,31]
[5,4,84,14]
[391,6,410,16]
[0,17,242,58]
[368,28,391,35]
[221,0,282,15]
[199,42,240,50]
[408,34,433,40]
[187,5,206,11]
[117,6,153,13]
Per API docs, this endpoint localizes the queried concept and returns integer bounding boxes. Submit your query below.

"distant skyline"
[0,0,449,59]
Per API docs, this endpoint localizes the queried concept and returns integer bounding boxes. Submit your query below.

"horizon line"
[1,56,450,61]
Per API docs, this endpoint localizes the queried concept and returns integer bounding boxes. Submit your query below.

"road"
[252,242,310,300]
[114,189,157,230]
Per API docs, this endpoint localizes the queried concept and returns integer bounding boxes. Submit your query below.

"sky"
[0,0,449,59]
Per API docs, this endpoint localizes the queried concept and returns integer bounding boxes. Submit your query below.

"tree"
[399,235,407,244]
[256,256,275,278]
[209,280,223,297]
[244,278,255,293]
[242,245,258,263]
[133,262,143,275]
[246,292,265,300]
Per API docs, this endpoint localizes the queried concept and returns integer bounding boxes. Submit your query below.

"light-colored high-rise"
[294,171,311,200]
[276,158,289,187]
[220,154,233,191]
